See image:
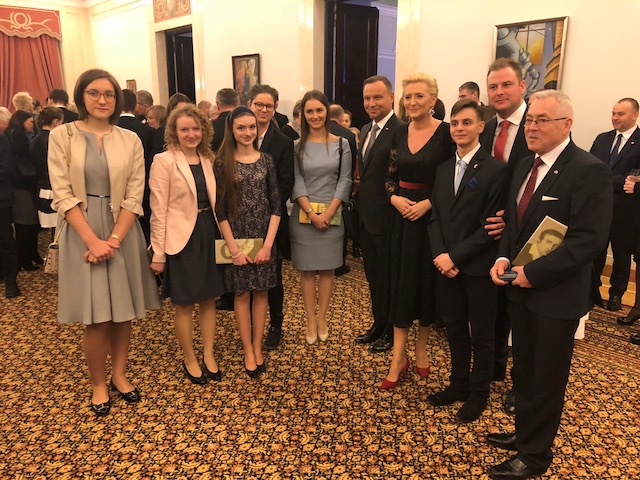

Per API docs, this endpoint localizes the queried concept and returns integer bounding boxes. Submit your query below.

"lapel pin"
[554,170,559,174]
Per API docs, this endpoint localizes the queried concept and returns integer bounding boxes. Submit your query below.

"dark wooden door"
[166,28,195,101]
[329,2,379,129]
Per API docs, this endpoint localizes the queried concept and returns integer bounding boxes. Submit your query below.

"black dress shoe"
[91,398,111,416]
[20,263,38,271]
[455,398,487,423]
[5,283,21,299]
[202,363,222,381]
[355,326,382,344]
[334,264,351,276]
[617,311,640,326]
[183,361,207,385]
[504,389,516,414]
[215,294,234,311]
[110,382,141,403]
[427,386,468,406]
[264,326,282,349]
[607,295,623,311]
[370,332,393,353]
[246,367,260,378]
[488,455,547,479]
[32,255,44,265]
[631,333,640,345]
[486,432,518,451]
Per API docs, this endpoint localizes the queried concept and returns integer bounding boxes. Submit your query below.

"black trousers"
[0,206,18,283]
[267,258,284,328]
[493,287,511,378]
[594,223,633,298]
[440,273,497,399]
[15,223,39,267]
[511,303,578,470]
[359,224,391,334]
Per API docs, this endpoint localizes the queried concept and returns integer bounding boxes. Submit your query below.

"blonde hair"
[12,91,35,113]
[401,73,438,98]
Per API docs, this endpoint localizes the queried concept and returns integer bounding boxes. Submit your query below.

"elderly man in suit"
[591,98,640,313]
[353,75,405,353]
[479,58,535,414]
[488,90,612,479]
[248,84,295,349]
[427,98,508,422]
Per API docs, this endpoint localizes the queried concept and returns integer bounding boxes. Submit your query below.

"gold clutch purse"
[215,238,264,264]
[298,202,342,225]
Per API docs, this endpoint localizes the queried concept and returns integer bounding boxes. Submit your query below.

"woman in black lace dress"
[380,73,455,390]
[215,106,281,378]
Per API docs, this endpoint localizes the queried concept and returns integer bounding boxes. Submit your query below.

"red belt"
[399,180,431,190]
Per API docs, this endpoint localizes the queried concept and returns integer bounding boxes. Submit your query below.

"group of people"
[0,55,630,479]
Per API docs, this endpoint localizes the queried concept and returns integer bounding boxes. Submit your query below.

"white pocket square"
[541,196,559,201]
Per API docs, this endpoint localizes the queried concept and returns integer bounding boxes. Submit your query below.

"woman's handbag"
[44,222,64,274]
[213,212,263,264]
[342,198,360,241]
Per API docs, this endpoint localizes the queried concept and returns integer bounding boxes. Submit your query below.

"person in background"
[341,110,353,129]
[151,93,192,157]
[149,105,225,385]
[623,172,640,345]
[215,106,281,376]
[5,110,40,271]
[380,72,455,390]
[0,132,20,298]
[458,81,496,121]
[48,68,160,416]
[12,92,35,113]
[211,88,241,154]
[197,100,212,116]
[48,88,79,124]
[280,100,302,141]
[31,106,64,231]
[0,106,11,132]
[146,105,167,130]
[135,90,154,123]
[289,90,352,345]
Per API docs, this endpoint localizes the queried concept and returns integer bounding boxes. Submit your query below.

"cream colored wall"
[396,0,640,150]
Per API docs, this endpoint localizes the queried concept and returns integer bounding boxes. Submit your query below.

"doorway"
[165,26,195,101]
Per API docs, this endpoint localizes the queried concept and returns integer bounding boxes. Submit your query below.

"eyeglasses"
[85,90,116,102]
[524,117,568,127]
[253,102,275,112]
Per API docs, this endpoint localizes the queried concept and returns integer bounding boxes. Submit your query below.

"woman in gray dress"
[49,69,160,416]
[289,91,352,344]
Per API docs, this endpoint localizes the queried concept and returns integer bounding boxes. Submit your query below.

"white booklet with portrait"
[512,216,568,266]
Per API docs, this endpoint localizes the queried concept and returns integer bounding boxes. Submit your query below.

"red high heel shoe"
[416,365,431,378]
[380,359,410,390]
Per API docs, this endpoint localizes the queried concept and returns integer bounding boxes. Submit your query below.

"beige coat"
[149,149,217,263]
[48,122,145,220]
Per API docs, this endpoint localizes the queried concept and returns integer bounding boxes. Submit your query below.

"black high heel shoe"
[91,398,111,416]
[202,358,222,382]
[183,361,207,385]
[246,366,260,378]
[110,381,141,403]
[256,363,266,374]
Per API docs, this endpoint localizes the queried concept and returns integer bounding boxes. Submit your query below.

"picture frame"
[493,16,568,96]
[125,79,137,93]
[232,53,260,105]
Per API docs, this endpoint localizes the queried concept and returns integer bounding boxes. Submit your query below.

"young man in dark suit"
[210,88,240,154]
[488,90,612,479]
[248,84,295,349]
[427,99,508,422]
[48,88,79,124]
[590,98,640,313]
[353,75,405,353]
[480,58,535,414]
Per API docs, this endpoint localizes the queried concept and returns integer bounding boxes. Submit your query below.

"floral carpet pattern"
[0,241,639,479]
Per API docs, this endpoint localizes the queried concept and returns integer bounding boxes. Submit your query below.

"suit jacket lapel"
[174,150,198,200]
[453,150,482,204]
[260,124,274,152]
[611,127,640,168]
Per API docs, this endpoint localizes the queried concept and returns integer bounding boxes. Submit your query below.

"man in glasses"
[248,84,294,350]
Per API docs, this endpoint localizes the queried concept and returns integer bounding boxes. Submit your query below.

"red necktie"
[493,120,511,162]
[517,157,544,226]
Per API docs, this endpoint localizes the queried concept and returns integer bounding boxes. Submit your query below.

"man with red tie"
[488,90,612,479]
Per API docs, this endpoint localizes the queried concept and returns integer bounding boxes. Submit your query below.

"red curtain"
[0,32,64,110]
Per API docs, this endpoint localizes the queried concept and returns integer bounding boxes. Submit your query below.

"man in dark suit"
[458,81,496,122]
[135,90,154,124]
[0,133,19,298]
[427,99,508,422]
[591,98,640,312]
[118,89,155,243]
[248,84,295,349]
[479,58,535,413]
[211,88,240,154]
[488,90,612,479]
[353,75,404,353]
[48,88,78,124]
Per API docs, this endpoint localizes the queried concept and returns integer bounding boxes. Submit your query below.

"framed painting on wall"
[232,53,260,106]
[493,17,568,97]
[126,79,137,93]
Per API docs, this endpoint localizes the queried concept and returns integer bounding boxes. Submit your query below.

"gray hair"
[529,90,574,118]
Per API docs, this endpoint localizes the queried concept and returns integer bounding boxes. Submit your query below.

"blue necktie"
[609,133,623,166]
[454,159,467,194]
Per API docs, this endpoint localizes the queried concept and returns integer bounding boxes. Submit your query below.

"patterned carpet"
[1,236,639,479]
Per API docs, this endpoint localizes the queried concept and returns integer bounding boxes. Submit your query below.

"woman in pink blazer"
[149,105,225,385]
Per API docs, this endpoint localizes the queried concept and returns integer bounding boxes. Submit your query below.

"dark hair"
[122,89,137,112]
[488,58,523,82]
[433,98,446,121]
[363,75,392,92]
[618,97,640,112]
[216,88,240,108]
[48,88,70,105]
[539,229,563,242]
[298,90,331,160]
[459,81,480,95]
[248,84,279,104]
[451,98,484,121]
[217,106,258,218]
[136,90,153,106]
[36,106,64,129]
[343,110,352,120]
[7,110,32,133]
[73,68,123,124]
[165,93,192,122]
